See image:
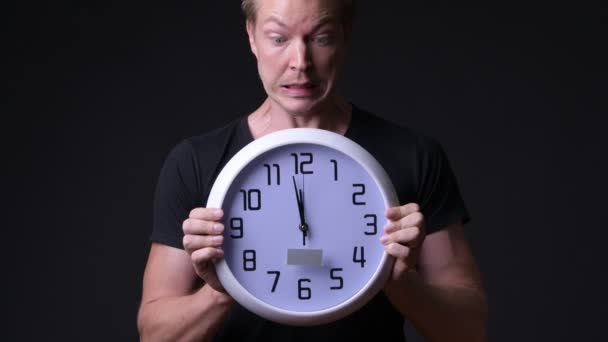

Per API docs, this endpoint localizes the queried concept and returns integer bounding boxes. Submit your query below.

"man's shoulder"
[162,116,248,168]
[351,105,441,154]
[186,117,247,149]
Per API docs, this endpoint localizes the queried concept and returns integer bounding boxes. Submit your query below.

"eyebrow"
[263,16,287,28]
[262,15,337,32]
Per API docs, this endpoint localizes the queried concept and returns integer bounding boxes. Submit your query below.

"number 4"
[353,246,366,268]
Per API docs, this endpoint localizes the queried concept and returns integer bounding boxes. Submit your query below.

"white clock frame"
[208,128,399,326]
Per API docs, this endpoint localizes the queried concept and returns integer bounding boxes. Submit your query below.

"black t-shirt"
[151,105,470,341]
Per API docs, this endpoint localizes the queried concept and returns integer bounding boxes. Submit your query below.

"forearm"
[384,271,488,342]
[138,284,235,342]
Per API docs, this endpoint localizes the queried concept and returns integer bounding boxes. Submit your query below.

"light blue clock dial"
[221,143,387,312]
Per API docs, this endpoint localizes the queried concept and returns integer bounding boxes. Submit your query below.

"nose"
[289,39,311,72]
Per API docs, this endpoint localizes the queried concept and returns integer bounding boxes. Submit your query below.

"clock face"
[210,129,397,325]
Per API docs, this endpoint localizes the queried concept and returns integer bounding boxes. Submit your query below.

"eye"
[270,36,287,45]
[313,35,332,46]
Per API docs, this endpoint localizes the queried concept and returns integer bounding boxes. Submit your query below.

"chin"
[276,99,317,116]
[276,94,333,116]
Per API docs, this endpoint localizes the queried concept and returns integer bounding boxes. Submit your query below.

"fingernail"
[212,236,223,244]
[213,223,223,233]
[380,235,388,244]
[214,209,223,219]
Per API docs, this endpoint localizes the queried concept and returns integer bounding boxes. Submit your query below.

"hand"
[380,203,426,283]
[182,207,227,293]
[292,176,308,246]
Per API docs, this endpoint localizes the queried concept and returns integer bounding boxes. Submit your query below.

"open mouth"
[283,83,317,89]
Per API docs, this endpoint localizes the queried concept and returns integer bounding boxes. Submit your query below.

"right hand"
[182,207,227,293]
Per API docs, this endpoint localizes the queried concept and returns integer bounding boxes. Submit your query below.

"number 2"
[352,184,366,205]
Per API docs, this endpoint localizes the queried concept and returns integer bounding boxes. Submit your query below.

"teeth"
[289,84,314,88]
[284,84,316,89]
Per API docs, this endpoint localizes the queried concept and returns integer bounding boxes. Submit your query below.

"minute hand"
[292,176,308,245]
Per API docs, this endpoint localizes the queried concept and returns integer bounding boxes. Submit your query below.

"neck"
[248,97,352,139]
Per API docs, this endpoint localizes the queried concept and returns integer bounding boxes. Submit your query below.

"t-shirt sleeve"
[417,138,471,234]
[150,140,201,249]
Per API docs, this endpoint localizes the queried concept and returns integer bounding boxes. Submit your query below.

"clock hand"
[300,174,310,246]
[292,176,308,246]
[292,176,303,218]
[299,188,308,245]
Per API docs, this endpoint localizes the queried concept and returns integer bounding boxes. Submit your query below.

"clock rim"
[208,128,399,326]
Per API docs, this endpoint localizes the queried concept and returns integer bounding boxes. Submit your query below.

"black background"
[7,2,607,341]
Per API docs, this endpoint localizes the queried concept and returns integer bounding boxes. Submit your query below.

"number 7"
[266,271,280,292]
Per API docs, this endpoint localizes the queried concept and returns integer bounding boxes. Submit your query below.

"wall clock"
[208,128,398,326]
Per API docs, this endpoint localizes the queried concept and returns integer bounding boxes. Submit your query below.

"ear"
[246,20,258,58]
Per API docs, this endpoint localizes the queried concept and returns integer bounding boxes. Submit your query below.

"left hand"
[381,203,426,282]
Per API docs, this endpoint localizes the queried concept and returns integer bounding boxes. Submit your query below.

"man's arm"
[383,222,488,342]
[137,243,235,342]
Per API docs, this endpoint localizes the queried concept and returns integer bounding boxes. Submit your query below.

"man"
[137,0,488,341]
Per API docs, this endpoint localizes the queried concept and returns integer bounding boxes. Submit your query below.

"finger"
[384,242,410,260]
[189,208,224,221]
[191,246,225,266]
[383,211,423,234]
[380,226,422,248]
[391,258,410,278]
[400,211,424,229]
[383,221,401,234]
[183,218,224,235]
[183,234,224,253]
[385,203,420,221]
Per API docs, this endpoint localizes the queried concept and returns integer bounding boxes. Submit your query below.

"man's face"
[246,0,348,116]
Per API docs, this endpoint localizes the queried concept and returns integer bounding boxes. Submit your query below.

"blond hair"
[241,0,355,25]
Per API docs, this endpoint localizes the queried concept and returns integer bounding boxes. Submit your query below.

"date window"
[286,248,323,266]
